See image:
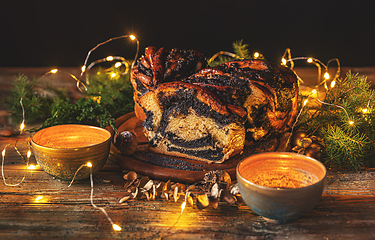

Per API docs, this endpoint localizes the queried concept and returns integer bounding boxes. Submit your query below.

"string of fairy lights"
[1,34,138,232]
[1,34,374,234]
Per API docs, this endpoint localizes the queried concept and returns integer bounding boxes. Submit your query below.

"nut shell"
[114,131,138,155]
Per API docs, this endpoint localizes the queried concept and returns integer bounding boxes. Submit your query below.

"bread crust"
[129,47,299,163]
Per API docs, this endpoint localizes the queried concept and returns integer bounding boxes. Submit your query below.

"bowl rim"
[31,124,112,150]
[236,152,327,192]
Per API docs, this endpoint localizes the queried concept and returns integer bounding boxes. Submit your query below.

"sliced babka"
[130,47,299,163]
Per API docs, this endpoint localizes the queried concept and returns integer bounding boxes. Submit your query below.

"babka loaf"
[137,81,246,163]
[130,47,299,163]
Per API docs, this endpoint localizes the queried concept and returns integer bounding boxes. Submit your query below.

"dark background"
[1,0,374,67]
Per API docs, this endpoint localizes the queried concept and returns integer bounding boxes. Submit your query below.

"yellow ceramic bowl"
[31,124,111,181]
[237,152,326,223]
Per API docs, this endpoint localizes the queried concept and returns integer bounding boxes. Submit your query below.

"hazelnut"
[114,131,138,155]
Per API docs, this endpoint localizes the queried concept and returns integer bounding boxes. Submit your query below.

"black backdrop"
[1,0,374,67]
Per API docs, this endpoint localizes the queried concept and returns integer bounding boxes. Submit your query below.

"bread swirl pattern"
[130,47,298,163]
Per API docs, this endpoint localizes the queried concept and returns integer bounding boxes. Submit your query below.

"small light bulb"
[86,162,92,168]
[254,52,259,58]
[35,196,44,202]
[110,72,117,78]
[27,150,32,158]
[129,35,136,41]
[311,89,317,94]
[114,62,122,68]
[303,99,308,106]
[28,164,36,170]
[324,72,330,80]
[20,123,25,132]
[112,224,122,231]
[307,58,313,63]
[50,69,58,74]
[181,201,186,211]
[362,108,368,113]
[349,120,354,125]
[281,58,287,65]
[2,149,5,157]
[330,80,336,88]
[81,65,86,73]
[106,56,114,61]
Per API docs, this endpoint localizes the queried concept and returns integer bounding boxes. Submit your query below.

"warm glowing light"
[20,123,25,132]
[1,149,5,157]
[129,35,136,41]
[254,52,259,58]
[110,72,117,78]
[81,65,86,73]
[112,224,122,231]
[303,99,308,106]
[35,196,44,202]
[27,150,32,158]
[114,62,122,68]
[106,56,114,61]
[307,58,313,63]
[50,69,58,74]
[87,162,93,168]
[349,120,354,125]
[311,89,317,94]
[324,72,330,80]
[181,201,186,211]
[28,164,36,170]
[281,58,287,65]
[330,80,336,88]
[362,108,368,114]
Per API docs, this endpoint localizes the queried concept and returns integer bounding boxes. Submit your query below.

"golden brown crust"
[152,81,232,117]
[130,47,299,163]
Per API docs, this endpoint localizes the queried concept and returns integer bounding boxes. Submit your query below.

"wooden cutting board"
[107,112,286,184]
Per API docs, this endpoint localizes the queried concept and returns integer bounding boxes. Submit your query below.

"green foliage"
[3,74,64,124]
[297,72,375,170]
[2,65,135,133]
[39,98,116,132]
[232,40,251,59]
[84,65,134,120]
[208,39,257,67]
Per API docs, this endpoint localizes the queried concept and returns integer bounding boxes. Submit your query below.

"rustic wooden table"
[1,67,375,239]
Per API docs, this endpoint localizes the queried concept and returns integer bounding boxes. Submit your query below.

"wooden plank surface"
[1,135,375,239]
[1,67,375,239]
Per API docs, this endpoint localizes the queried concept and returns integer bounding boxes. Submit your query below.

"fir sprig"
[298,71,375,170]
[2,65,134,133]
[208,39,256,67]
[3,74,63,124]
[232,40,251,59]
[39,98,116,132]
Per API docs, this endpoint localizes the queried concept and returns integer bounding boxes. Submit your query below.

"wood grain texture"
[1,135,375,239]
[1,67,375,239]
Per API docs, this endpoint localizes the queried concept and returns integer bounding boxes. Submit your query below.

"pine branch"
[299,71,375,170]
[232,40,251,59]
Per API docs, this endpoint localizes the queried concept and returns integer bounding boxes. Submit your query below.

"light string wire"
[84,56,129,85]
[279,48,356,143]
[80,35,139,78]
[1,34,140,232]
[1,140,30,186]
[19,69,87,134]
[1,144,25,186]
[207,51,239,64]
[157,181,203,239]
[88,165,122,231]
[67,162,121,231]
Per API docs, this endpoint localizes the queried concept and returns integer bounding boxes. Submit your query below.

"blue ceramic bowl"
[236,152,326,223]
